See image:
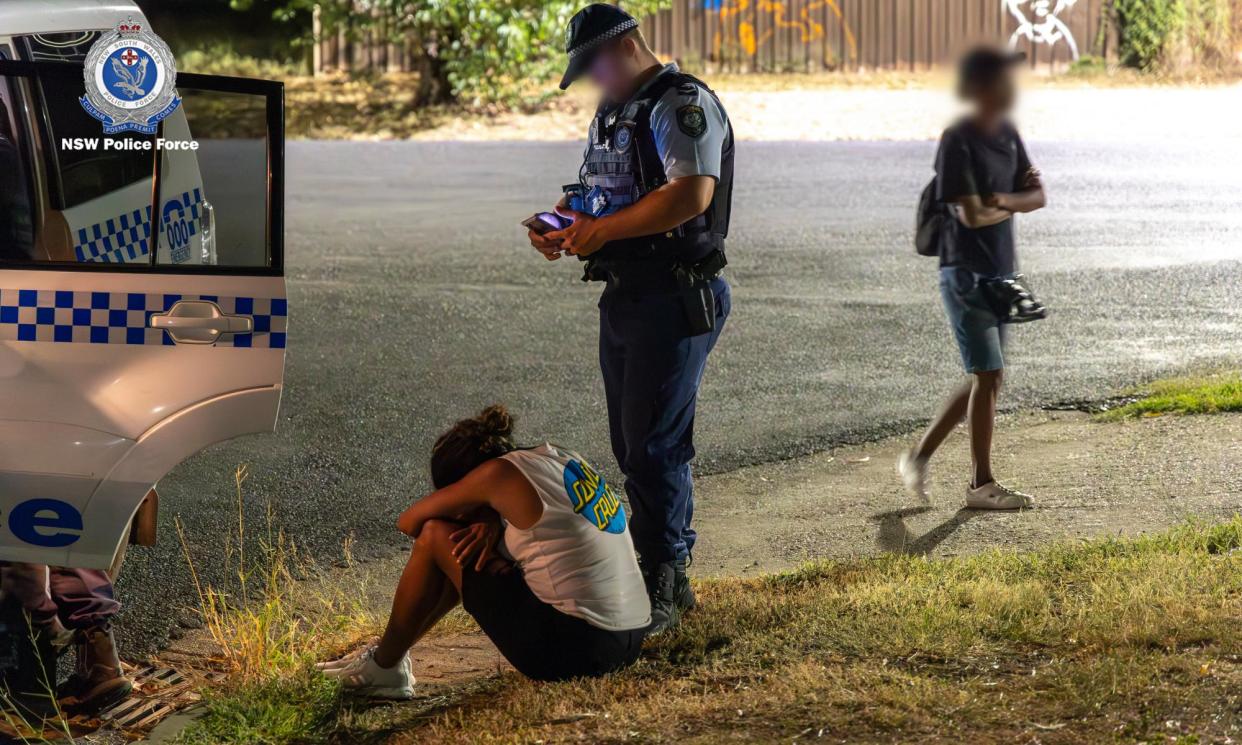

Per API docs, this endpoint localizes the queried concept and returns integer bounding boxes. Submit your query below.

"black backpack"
[914,178,944,257]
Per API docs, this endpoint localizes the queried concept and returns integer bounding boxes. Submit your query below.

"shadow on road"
[869,506,983,556]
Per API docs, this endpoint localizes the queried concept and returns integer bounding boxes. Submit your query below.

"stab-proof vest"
[579,70,734,268]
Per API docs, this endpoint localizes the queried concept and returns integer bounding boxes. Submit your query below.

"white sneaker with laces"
[319,646,415,699]
[315,646,368,671]
[965,481,1034,510]
[897,449,930,503]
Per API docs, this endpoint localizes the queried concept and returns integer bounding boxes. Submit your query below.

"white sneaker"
[965,481,1034,510]
[315,645,370,671]
[319,646,415,700]
[897,449,930,503]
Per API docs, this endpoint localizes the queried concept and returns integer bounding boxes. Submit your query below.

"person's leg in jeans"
[49,567,131,713]
[0,563,62,632]
[901,270,1028,507]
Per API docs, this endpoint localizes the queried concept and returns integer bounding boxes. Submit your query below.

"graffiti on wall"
[710,0,857,65]
[1004,0,1080,59]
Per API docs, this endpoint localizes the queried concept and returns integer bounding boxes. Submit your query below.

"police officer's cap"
[559,4,640,90]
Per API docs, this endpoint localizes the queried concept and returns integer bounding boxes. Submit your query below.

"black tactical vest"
[578,70,734,269]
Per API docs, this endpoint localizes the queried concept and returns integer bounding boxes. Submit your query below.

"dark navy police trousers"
[598,276,730,565]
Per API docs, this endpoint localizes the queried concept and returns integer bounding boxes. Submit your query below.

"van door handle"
[150,300,253,344]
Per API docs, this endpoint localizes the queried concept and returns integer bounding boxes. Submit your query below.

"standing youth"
[899,47,1047,509]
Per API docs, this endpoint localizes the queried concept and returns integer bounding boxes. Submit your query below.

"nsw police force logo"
[80,19,181,135]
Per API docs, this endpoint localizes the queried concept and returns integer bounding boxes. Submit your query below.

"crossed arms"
[953,167,1046,228]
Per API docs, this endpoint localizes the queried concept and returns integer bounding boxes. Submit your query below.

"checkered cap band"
[568,18,639,58]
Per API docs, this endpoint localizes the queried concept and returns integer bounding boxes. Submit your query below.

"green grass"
[175,519,1242,744]
[1096,374,1242,420]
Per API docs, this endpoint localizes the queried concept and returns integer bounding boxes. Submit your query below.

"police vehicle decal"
[0,290,286,348]
[562,458,626,534]
[74,189,203,264]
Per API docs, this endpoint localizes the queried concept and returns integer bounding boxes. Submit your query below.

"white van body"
[0,0,287,570]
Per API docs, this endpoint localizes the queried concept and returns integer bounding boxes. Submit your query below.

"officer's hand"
[547,208,607,258]
[528,229,564,261]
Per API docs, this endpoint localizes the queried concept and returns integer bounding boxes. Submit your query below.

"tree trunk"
[415,51,454,105]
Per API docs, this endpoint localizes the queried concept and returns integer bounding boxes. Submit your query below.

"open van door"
[0,60,286,569]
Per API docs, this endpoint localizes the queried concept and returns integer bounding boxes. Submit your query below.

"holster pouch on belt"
[676,266,716,336]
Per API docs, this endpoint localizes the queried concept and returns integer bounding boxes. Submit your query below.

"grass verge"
[175,518,1242,744]
[1096,374,1242,420]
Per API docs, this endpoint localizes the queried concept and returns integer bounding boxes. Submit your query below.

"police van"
[0,0,287,571]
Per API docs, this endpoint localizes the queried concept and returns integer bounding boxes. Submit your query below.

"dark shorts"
[460,567,646,682]
[940,266,1008,374]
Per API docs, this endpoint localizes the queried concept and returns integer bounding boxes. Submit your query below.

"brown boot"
[59,627,132,715]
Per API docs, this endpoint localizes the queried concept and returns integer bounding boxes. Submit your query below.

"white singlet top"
[499,444,651,632]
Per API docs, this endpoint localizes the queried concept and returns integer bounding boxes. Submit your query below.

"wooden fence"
[642,0,1111,72]
[313,0,1113,75]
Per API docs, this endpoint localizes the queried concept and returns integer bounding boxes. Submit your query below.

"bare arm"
[396,459,540,538]
[988,186,1046,214]
[954,194,1014,229]
[545,176,717,257]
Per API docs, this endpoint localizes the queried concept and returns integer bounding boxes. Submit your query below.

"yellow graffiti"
[713,0,857,66]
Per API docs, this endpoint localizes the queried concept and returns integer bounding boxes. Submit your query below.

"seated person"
[318,405,651,697]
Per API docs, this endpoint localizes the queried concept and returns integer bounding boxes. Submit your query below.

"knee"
[973,369,1004,391]
[414,519,456,550]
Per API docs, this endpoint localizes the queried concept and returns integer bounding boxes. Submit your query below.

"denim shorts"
[940,266,1007,374]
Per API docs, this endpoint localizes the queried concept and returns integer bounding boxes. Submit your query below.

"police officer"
[528,3,733,633]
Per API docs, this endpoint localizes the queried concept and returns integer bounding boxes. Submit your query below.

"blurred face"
[586,38,640,103]
[966,69,1017,116]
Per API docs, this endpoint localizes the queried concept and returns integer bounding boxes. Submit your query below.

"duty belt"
[584,248,727,294]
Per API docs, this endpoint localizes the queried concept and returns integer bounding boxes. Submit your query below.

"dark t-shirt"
[934,119,1032,277]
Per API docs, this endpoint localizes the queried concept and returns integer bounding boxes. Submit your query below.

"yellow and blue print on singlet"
[563,458,626,534]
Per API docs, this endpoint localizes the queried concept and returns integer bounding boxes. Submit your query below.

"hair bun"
[476,404,514,441]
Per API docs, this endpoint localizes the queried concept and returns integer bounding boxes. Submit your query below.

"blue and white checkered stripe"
[73,189,203,264]
[0,290,287,348]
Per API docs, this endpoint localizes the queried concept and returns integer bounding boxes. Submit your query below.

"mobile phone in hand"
[521,212,570,235]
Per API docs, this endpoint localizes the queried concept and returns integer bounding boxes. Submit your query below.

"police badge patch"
[614,123,633,152]
[80,19,181,135]
[676,104,707,138]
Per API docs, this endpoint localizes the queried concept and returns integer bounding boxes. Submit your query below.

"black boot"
[0,610,70,721]
[673,556,695,612]
[644,561,681,635]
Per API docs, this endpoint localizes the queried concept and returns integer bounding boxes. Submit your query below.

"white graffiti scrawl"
[1004,0,1079,59]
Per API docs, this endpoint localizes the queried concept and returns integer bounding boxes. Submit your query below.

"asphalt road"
[116,139,1242,653]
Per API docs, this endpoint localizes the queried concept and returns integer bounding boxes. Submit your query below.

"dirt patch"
[693,409,1242,577]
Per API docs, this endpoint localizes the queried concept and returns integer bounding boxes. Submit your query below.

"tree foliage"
[1112,0,1188,70]
[233,0,669,105]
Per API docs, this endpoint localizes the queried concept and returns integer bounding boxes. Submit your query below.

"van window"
[38,77,156,211]
[0,53,36,261]
[159,88,274,268]
[20,32,99,63]
[0,60,282,272]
